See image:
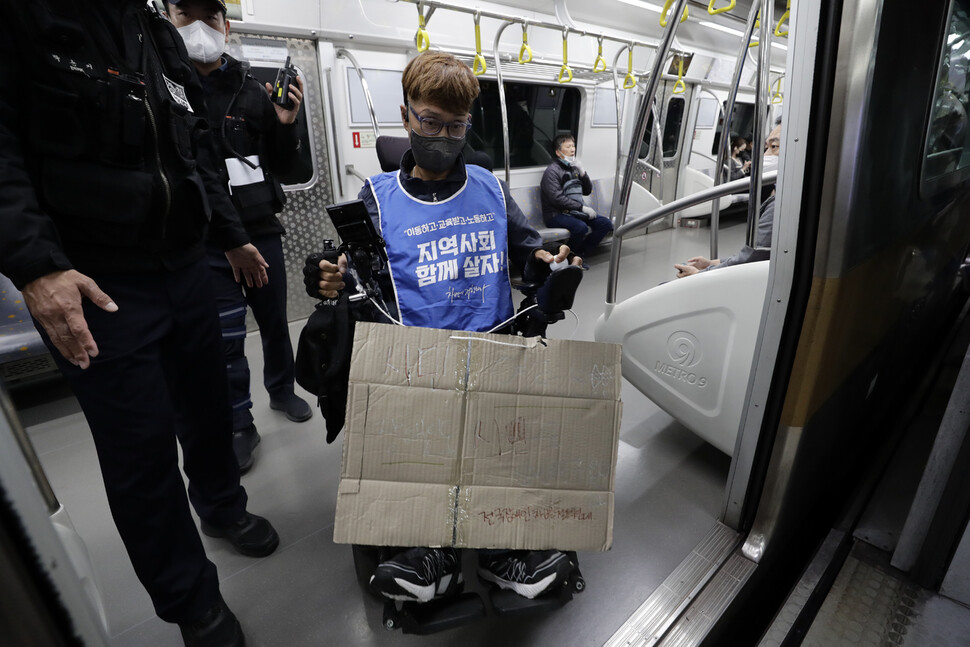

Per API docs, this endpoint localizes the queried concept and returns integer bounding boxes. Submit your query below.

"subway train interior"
[6,0,970,644]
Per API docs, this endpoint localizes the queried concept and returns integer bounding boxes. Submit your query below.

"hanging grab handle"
[775,1,790,37]
[415,2,430,52]
[472,12,487,76]
[593,35,607,73]
[707,0,735,15]
[518,21,533,64]
[558,30,573,83]
[660,0,688,27]
[672,57,686,94]
[771,76,784,104]
[622,45,637,89]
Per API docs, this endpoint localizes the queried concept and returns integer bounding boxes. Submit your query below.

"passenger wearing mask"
[167,0,312,475]
[729,134,751,180]
[540,135,614,268]
[675,121,783,278]
[310,51,583,605]
[0,2,278,645]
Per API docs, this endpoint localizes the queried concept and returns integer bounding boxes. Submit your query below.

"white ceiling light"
[614,0,663,13]
[699,20,789,50]
[698,20,744,37]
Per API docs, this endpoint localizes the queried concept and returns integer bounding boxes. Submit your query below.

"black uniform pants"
[207,234,296,432]
[37,259,248,624]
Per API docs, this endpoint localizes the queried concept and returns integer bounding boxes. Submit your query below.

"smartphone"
[325,200,387,262]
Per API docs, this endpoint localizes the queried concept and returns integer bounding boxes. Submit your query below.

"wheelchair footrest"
[488,583,574,617]
[383,592,486,635]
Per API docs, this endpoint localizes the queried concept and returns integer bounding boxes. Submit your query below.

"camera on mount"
[272,56,298,110]
[323,200,389,308]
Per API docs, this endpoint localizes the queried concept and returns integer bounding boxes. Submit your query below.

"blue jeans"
[545,212,613,256]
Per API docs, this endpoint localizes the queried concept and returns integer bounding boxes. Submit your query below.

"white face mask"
[562,155,576,165]
[176,21,225,64]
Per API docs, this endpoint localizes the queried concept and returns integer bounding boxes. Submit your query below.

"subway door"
[225,33,337,323]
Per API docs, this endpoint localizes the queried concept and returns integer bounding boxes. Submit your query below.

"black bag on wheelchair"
[295,294,373,444]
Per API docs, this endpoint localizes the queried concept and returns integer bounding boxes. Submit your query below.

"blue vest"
[368,165,513,331]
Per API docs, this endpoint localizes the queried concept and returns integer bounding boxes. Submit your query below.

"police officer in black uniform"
[167,0,312,475]
[0,2,278,645]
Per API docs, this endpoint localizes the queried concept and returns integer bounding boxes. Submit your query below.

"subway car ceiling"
[216,0,791,203]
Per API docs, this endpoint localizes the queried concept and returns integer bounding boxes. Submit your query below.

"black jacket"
[200,54,299,239]
[0,0,249,289]
[539,158,592,225]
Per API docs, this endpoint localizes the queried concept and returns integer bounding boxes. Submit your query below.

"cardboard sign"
[333,323,622,552]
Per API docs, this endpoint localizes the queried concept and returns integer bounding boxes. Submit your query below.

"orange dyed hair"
[402,51,480,115]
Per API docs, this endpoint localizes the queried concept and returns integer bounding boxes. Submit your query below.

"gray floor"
[15,218,747,646]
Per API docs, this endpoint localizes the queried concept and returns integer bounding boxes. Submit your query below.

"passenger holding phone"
[167,0,312,474]
[310,51,583,604]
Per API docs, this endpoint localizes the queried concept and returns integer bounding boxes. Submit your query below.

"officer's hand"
[226,244,270,288]
[265,75,304,125]
[674,263,699,278]
[21,270,117,369]
[315,254,347,299]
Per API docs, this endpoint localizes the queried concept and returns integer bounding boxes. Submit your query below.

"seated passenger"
[540,135,614,269]
[310,51,582,603]
[729,134,751,180]
[675,121,782,278]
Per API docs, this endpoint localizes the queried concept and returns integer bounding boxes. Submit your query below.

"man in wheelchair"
[303,51,584,612]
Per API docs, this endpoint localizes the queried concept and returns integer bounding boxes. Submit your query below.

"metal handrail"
[610,44,664,224]
[614,0,689,223]
[345,164,368,183]
[747,0,774,248]
[399,0,687,57]
[606,170,777,304]
[609,0,690,292]
[0,387,59,515]
[492,21,514,184]
[336,48,381,139]
[709,1,762,260]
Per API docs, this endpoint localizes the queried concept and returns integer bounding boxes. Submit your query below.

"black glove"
[303,253,327,299]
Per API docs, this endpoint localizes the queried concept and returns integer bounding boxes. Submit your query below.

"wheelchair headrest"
[375,136,410,172]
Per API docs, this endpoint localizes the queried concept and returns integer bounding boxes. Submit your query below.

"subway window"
[248,64,316,187]
[663,96,685,158]
[471,81,582,169]
[592,85,619,127]
[639,112,657,160]
[923,0,970,183]
[346,68,406,126]
[712,101,755,156]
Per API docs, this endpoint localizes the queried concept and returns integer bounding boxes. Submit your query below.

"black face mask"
[409,129,465,173]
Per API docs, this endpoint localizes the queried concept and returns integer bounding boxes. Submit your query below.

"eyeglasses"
[408,105,472,139]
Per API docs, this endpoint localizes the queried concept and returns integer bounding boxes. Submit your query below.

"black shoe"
[269,393,312,422]
[370,547,462,603]
[232,425,261,475]
[201,513,279,558]
[178,595,244,647]
[478,550,572,599]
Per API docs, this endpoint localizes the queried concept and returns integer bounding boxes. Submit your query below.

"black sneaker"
[369,547,462,603]
[478,550,572,599]
[232,425,261,474]
[269,393,312,422]
[201,513,279,558]
[178,594,244,647]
